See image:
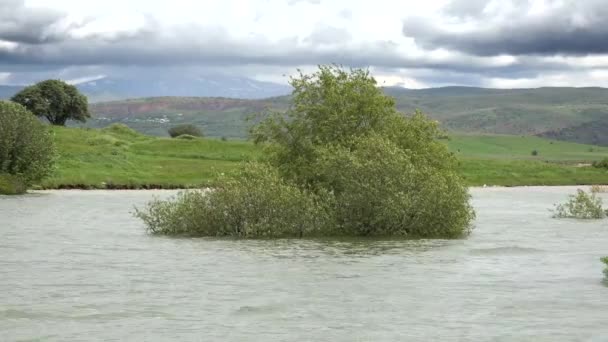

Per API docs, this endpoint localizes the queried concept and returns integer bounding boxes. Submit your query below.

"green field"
[36,125,608,189]
[449,134,608,162]
[39,125,260,189]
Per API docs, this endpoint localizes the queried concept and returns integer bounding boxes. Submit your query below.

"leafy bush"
[135,163,334,237]
[311,135,474,237]
[531,150,539,156]
[0,173,27,195]
[0,101,55,188]
[168,124,203,138]
[593,158,608,169]
[137,66,475,238]
[553,188,606,219]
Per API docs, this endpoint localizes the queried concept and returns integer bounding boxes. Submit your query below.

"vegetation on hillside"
[136,66,475,238]
[12,80,90,126]
[0,101,55,194]
[83,87,608,146]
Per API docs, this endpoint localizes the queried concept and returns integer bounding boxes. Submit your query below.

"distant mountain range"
[0,74,291,102]
[2,80,607,145]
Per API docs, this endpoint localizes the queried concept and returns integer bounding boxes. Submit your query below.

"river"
[1,187,607,341]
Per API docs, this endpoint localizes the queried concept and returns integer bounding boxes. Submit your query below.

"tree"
[11,79,90,126]
[0,101,55,190]
[137,65,475,238]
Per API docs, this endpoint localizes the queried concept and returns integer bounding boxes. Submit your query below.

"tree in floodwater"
[553,188,606,219]
[136,65,475,238]
[11,80,90,126]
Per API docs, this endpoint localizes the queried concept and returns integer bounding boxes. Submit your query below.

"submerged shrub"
[311,135,474,237]
[553,188,606,219]
[135,163,335,237]
[590,185,608,193]
[168,124,203,138]
[137,66,475,238]
[0,101,55,187]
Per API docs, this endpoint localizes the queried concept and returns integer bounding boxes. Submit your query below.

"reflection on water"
[1,187,608,341]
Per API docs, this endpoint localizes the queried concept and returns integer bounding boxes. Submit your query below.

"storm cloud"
[403,0,608,56]
[1,0,608,88]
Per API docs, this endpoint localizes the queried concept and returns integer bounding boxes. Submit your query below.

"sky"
[1,0,608,88]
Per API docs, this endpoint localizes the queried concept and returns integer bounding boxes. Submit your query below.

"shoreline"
[23,184,607,194]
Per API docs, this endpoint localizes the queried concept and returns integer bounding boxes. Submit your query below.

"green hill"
[36,126,608,189]
[83,87,608,145]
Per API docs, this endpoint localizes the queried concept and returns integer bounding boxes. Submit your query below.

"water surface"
[1,187,607,341]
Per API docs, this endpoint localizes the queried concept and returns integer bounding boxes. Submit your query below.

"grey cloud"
[0,0,600,87]
[403,0,608,56]
[0,0,79,44]
[0,27,563,78]
[442,0,489,18]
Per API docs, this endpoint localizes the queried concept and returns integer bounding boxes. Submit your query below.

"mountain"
[77,74,291,102]
[84,86,608,143]
[0,74,291,102]
[539,119,608,146]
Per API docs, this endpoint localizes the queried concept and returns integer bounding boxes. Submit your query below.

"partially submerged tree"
[553,188,606,219]
[0,101,55,192]
[11,79,90,126]
[137,65,475,238]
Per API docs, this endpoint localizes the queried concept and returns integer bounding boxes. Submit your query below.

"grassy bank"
[38,125,260,189]
[33,126,608,189]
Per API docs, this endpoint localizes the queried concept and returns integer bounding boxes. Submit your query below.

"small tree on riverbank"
[136,66,475,238]
[0,101,55,193]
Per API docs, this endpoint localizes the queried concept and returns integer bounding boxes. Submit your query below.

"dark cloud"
[403,0,608,56]
[0,28,572,80]
[0,0,81,44]
[1,0,606,87]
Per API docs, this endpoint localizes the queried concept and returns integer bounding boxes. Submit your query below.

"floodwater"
[1,187,607,341]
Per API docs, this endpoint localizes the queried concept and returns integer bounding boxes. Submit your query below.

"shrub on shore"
[0,101,55,193]
[137,66,475,238]
[553,188,606,219]
[168,124,203,138]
